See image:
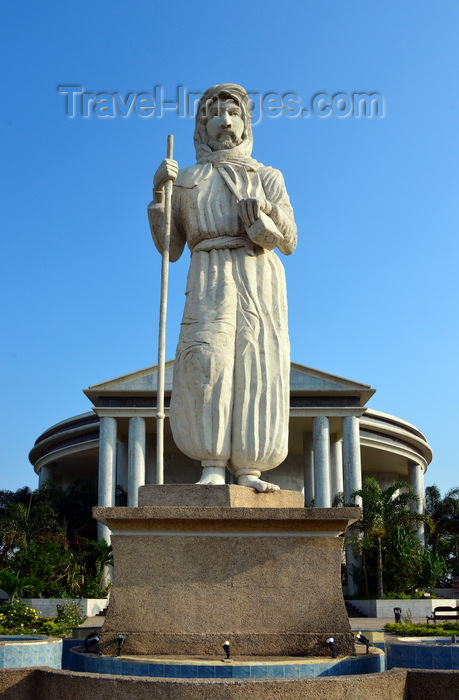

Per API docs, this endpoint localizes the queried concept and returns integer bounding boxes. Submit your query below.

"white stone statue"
[148,84,297,492]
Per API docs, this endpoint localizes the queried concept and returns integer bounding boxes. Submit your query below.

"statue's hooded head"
[194,84,253,162]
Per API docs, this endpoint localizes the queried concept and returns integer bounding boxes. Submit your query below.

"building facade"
[29,361,432,542]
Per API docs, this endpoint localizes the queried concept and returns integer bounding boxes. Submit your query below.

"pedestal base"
[94,486,360,658]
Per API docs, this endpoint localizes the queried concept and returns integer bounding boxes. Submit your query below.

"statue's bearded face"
[205,98,245,151]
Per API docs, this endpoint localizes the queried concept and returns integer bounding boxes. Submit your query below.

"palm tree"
[425,485,459,578]
[0,500,60,557]
[36,479,97,543]
[84,539,113,591]
[0,489,34,561]
[62,550,87,598]
[0,483,99,599]
[352,477,426,598]
[0,570,40,601]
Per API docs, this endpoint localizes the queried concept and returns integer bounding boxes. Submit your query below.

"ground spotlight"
[117,633,128,656]
[325,636,337,658]
[83,631,100,653]
[355,631,371,654]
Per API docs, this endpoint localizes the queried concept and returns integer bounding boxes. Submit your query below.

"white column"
[303,432,314,505]
[38,465,53,488]
[342,415,362,506]
[313,415,331,507]
[98,416,117,542]
[128,416,146,506]
[408,461,425,541]
[408,462,424,511]
[419,466,425,515]
[330,434,344,504]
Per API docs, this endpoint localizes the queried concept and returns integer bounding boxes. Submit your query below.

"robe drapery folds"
[148,84,297,474]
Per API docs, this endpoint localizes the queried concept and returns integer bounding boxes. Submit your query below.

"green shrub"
[345,592,434,600]
[81,577,110,599]
[384,621,459,636]
[0,601,40,629]
[0,599,86,637]
[35,618,69,636]
[383,591,427,599]
[55,600,86,628]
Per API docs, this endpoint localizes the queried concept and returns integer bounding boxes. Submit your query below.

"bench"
[426,606,459,624]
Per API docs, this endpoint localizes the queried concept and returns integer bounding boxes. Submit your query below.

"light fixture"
[117,633,128,656]
[325,636,337,658]
[356,631,371,654]
[83,631,100,653]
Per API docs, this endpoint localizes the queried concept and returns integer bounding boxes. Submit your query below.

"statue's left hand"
[238,198,272,227]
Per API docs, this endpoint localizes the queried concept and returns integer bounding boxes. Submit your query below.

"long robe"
[149,160,297,474]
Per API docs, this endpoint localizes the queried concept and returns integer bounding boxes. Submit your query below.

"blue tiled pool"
[387,638,459,670]
[0,635,62,669]
[70,647,385,678]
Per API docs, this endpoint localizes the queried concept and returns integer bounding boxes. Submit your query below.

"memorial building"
[29,360,432,531]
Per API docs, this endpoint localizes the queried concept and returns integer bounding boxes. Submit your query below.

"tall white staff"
[156,134,174,485]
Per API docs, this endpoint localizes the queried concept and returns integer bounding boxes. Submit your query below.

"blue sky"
[1,1,458,495]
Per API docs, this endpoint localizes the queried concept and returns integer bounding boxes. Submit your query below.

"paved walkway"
[349,617,425,630]
[79,615,105,628]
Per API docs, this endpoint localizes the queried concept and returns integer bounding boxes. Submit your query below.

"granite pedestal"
[93,485,360,657]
